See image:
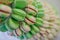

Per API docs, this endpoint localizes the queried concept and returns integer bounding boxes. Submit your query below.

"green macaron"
[35,18,43,26]
[25,14,36,25]
[32,0,44,18]
[8,18,19,30]
[0,4,12,23]
[14,0,28,9]
[37,12,44,18]
[12,9,26,21]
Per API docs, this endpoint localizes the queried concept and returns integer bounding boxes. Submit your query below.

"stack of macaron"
[0,0,60,40]
[27,2,60,40]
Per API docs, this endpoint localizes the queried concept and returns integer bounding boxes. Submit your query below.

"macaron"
[32,0,43,9]
[25,14,36,25]
[0,4,12,23]
[35,18,43,26]
[20,22,31,33]
[25,5,37,16]
[12,9,26,21]
[0,12,9,23]
[37,12,44,18]
[0,4,12,13]
[14,0,28,9]
[14,28,22,36]
[8,18,19,30]
[32,0,44,18]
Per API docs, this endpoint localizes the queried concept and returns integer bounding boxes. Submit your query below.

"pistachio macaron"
[25,15,36,25]
[14,0,28,9]
[31,0,44,18]
[0,4,12,23]
[20,22,31,33]
[14,28,22,36]
[25,5,37,16]
[0,4,12,13]
[12,9,26,21]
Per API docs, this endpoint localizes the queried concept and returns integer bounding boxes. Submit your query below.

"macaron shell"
[0,12,9,17]
[12,9,26,16]
[0,4,12,13]
[14,0,28,9]
[35,18,44,26]
[15,28,22,36]
[25,18,34,25]
[26,15,36,22]
[21,22,31,33]
[37,12,44,18]
[12,14,25,21]
[26,15,36,24]
[12,9,26,21]
[27,5,38,12]
[25,8,37,16]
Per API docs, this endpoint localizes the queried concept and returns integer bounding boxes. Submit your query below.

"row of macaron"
[0,0,45,39]
[0,1,44,22]
[9,22,59,40]
[0,0,44,18]
[0,4,44,40]
[0,3,44,28]
[0,3,44,37]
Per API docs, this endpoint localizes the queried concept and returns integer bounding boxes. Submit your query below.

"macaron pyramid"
[0,0,60,40]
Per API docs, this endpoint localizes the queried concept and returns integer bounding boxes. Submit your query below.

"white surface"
[0,32,19,40]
